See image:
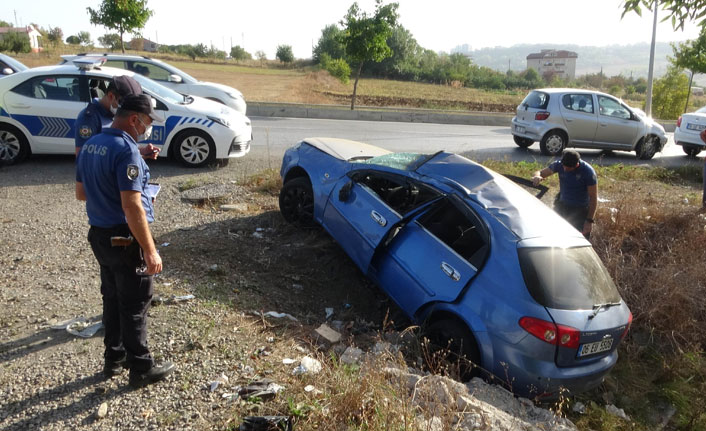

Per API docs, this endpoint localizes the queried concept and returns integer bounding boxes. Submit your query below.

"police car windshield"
[132,74,189,105]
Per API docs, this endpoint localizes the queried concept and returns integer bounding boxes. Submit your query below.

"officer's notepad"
[146,183,161,200]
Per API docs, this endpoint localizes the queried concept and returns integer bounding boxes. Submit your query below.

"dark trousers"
[554,199,590,239]
[702,162,705,206]
[88,225,154,372]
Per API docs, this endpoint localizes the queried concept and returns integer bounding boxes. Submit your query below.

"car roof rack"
[77,52,152,60]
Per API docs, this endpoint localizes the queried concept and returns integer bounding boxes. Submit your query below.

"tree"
[255,50,267,67]
[230,45,251,61]
[0,31,30,54]
[78,31,92,47]
[320,53,351,83]
[313,24,346,63]
[0,20,11,27]
[87,0,153,53]
[651,65,689,119]
[66,35,81,45]
[98,33,122,50]
[47,27,64,46]
[622,0,706,30]
[339,0,399,110]
[276,44,294,63]
[671,28,706,112]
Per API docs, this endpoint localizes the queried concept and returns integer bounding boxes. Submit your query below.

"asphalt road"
[250,116,703,169]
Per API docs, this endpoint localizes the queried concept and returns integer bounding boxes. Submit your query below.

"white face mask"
[110,104,118,115]
[135,116,153,142]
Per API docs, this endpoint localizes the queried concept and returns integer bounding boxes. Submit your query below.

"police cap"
[118,94,161,122]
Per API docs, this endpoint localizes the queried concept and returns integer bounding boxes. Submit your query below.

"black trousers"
[554,199,590,239]
[88,225,154,372]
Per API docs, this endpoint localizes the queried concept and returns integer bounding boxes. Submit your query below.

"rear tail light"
[620,312,633,339]
[677,116,682,128]
[535,111,550,121]
[519,316,581,349]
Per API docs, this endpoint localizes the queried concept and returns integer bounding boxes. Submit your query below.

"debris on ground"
[50,317,103,338]
[95,402,108,420]
[238,416,292,431]
[152,294,196,306]
[238,379,285,401]
[209,374,229,392]
[340,346,363,364]
[606,404,631,421]
[312,323,341,346]
[292,356,322,375]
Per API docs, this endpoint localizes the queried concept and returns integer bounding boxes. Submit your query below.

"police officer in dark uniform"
[76,94,174,388]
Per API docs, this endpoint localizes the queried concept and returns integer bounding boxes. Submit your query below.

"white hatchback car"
[674,107,706,156]
[0,59,251,167]
[61,54,247,114]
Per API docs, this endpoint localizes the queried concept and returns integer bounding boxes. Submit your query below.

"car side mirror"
[168,74,182,83]
[339,181,353,202]
[2,68,13,75]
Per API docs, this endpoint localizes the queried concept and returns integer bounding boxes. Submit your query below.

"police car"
[0,58,252,167]
[61,54,246,114]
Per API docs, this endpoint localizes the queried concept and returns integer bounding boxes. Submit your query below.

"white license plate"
[686,123,706,131]
[515,125,526,133]
[578,338,613,357]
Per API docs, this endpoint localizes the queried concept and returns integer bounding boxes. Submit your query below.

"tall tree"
[87,0,153,53]
[622,0,706,30]
[230,45,251,61]
[276,44,294,63]
[339,0,399,110]
[313,24,346,63]
[47,27,64,46]
[671,28,706,112]
[98,33,122,50]
[78,31,92,47]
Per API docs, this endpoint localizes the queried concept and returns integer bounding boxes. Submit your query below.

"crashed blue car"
[279,137,632,399]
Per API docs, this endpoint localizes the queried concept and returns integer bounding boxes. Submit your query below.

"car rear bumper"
[511,117,549,141]
[674,128,706,147]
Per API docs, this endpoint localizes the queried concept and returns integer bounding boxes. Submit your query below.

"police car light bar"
[73,57,107,70]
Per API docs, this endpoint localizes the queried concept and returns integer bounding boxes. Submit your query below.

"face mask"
[135,117,153,142]
[110,96,121,115]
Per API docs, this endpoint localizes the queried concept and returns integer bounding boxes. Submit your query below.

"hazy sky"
[4,0,702,58]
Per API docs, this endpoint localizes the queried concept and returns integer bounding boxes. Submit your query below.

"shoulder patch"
[127,164,140,181]
[79,125,93,139]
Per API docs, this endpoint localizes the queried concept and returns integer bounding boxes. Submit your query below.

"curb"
[247,102,677,132]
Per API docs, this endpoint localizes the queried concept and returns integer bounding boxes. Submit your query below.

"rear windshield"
[521,91,550,110]
[518,247,621,310]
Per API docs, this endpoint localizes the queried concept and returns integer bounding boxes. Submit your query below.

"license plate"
[515,125,526,133]
[686,123,706,131]
[578,338,613,357]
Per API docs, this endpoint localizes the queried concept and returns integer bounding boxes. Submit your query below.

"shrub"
[320,53,350,84]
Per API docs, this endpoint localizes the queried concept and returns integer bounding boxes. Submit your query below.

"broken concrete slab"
[312,323,341,346]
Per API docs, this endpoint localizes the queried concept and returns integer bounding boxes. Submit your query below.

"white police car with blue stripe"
[0,58,252,167]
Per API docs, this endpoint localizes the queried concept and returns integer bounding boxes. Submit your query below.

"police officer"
[74,75,159,159]
[76,94,174,388]
[531,150,598,239]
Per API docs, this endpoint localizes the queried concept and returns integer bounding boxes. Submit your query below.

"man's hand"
[582,221,593,236]
[144,250,163,275]
[532,175,543,187]
[140,144,160,160]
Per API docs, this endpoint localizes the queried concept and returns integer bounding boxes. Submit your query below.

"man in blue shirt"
[76,94,174,388]
[532,150,598,239]
[74,75,159,160]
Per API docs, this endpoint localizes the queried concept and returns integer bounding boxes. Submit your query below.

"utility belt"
[89,224,146,273]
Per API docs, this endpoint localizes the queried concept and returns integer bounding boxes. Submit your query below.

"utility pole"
[645,1,658,117]
[14,10,18,27]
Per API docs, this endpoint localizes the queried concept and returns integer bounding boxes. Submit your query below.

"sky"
[3,0,703,59]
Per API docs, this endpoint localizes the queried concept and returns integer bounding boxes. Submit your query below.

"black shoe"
[103,357,127,378]
[129,362,175,388]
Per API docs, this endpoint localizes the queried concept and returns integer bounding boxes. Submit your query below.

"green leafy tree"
[98,33,121,50]
[230,45,251,61]
[276,44,294,63]
[320,53,351,83]
[671,28,706,112]
[66,35,81,45]
[367,25,422,80]
[78,31,92,46]
[622,0,706,30]
[313,24,346,63]
[0,20,11,27]
[47,27,64,46]
[87,0,153,53]
[0,31,30,53]
[651,65,689,119]
[339,0,399,110]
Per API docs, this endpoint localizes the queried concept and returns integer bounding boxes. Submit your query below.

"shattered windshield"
[353,152,427,171]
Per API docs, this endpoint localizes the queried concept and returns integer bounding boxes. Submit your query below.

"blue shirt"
[549,160,597,207]
[75,98,113,149]
[76,128,154,227]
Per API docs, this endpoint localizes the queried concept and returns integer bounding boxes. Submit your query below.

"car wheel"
[539,130,566,156]
[173,129,216,168]
[279,176,316,227]
[635,135,659,160]
[513,135,534,148]
[0,124,30,165]
[683,145,702,157]
[424,318,480,381]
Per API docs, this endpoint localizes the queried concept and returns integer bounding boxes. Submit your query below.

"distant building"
[129,37,159,52]
[0,25,42,52]
[691,86,704,96]
[526,49,578,80]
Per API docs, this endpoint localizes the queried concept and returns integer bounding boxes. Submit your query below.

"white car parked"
[61,54,247,114]
[674,107,706,156]
[0,59,252,167]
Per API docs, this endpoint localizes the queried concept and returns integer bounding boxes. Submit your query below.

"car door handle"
[599,122,608,127]
[565,118,573,122]
[370,210,387,227]
[9,103,30,109]
[441,262,461,281]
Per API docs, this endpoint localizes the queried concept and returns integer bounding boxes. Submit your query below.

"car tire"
[513,135,534,148]
[635,135,659,160]
[683,145,702,157]
[279,176,316,228]
[424,318,481,381]
[173,129,217,168]
[0,123,30,165]
[539,130,567,156]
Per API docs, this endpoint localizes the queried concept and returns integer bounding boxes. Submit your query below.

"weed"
[178,177,203,192]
